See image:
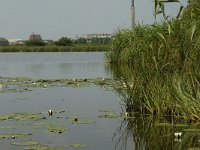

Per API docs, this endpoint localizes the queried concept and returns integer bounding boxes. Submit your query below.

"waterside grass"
[108,2,200,122]
[0,44,110,52]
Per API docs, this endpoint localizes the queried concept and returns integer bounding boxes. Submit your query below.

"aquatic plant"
[108,0,200,121]
[11,141,39,146]
[65,144,86,148]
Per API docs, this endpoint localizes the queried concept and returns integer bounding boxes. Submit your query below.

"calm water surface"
[0,52,111,79]
[0,52,134,150]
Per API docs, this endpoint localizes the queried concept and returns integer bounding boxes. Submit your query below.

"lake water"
[0,52,111,79]
[0,52,194,150]
[0,52,134,150]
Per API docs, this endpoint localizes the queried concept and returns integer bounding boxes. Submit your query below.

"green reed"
[109,1,200,121]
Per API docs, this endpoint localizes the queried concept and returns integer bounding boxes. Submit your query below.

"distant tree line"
[25,37,112,46]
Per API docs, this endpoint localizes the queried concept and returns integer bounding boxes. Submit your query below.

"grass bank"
[0,44,110,52]
[108,1,200,122]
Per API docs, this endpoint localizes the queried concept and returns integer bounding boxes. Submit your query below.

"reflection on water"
[114,116,200,150]
[0,52,111,79]
[110,63,200,150]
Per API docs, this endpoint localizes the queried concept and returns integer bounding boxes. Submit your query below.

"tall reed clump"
[109,1,200,122]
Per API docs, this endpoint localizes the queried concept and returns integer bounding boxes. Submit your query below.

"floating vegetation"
[0,112,46,121]
[99,109,113,113]
[27,144,64,150]
[65,144,86,148]
[70,116,95,124]
[47,123,67,134]
[47,126,66,134]
[11,141,39,146]
[0,77,115,93]
[54,110,66,114]
[98,113,120,118]
[71,116,79,122]
[0,132,33,139]
[72,120,95,124]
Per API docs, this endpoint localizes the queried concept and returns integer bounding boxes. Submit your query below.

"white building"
[83,34,112,40]
[0,38,9,46]
[8,39,24,45]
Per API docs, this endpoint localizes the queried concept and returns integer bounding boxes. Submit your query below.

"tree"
[25,40,46,46]
[54,37,72,46]
[74,38,87,44]
[91,37,112,44]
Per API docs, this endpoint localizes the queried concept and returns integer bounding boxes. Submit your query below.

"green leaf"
[177,6,184,19]
[190,24,197,41]
[157,32,166,44]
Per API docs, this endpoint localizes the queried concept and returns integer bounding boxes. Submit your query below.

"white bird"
[174,132,182,139]
[125,112,129,117]
[48,110,53,116]
[74,117,78,122]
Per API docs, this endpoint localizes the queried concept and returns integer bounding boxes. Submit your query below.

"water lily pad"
[72,120,95,124]
[99,109,113,113]
[0,132,33,139]
[98,113,120,118]
[0,77,115,92]
[11,141,39,146]
[0,112,46,121]
[27,144,64,150]
[54,110,66,113]
[47,123,66,134]
[65,144,86,148]
[121,116,135,119]
[15,114,46,121]
[47,126,66,134]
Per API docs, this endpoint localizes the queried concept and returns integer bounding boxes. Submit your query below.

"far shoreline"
[0,44,110,52]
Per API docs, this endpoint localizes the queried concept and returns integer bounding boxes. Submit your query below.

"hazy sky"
[0,0,187,40]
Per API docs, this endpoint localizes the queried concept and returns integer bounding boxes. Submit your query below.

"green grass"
[0,44,110,52]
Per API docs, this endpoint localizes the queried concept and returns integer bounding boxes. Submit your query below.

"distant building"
[82,33,112,43]
[83,34,112,40]
[0,38,9,46]
[43,40,54,45]
[8,39,25,45]
[29,33,42,41]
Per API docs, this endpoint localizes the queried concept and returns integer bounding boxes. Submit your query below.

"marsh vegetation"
[0,44,110,52]
[108,0,200,122]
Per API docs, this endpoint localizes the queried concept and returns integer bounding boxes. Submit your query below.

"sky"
[0,0,187,40]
